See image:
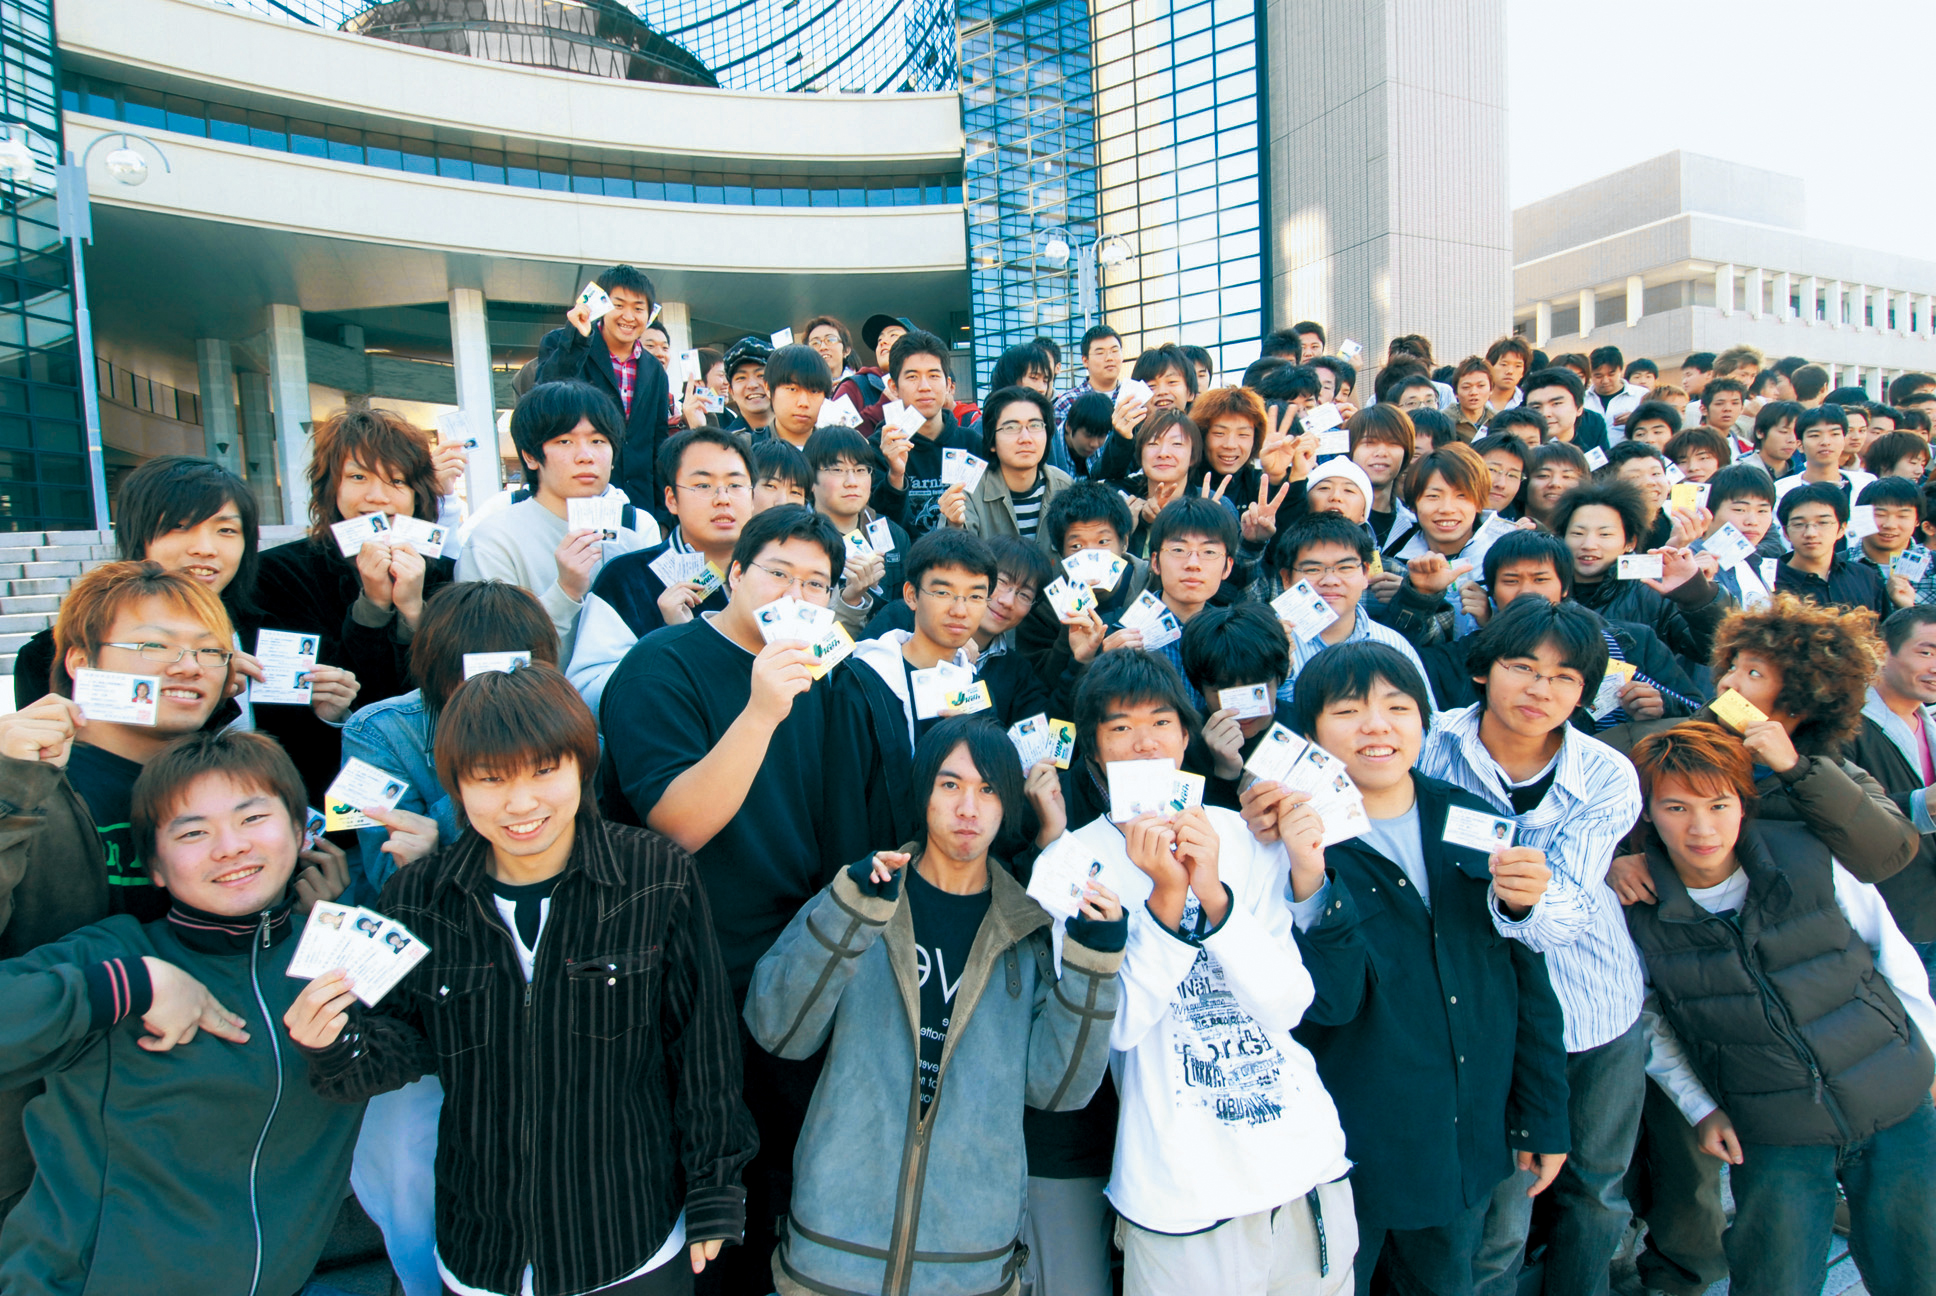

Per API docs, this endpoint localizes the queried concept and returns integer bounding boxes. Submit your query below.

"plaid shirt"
[610,340,645,415]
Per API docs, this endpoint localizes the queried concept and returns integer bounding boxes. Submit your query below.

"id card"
[71,668,159,725]
[910,661,975,719]
[286,902,358,980]
[1218,683,1275,720]
[649,547,706,589]
[576,281,613,322]
[1896,548,1932,583]
[1443,805,1517,854]
[941,449,988,490]
[387,514,448,559]
[770,327,795,349]
[1670,482,1710,513]
[1700,523,1755,569]
[329,512,391,558]
[1710,689,1768,732]
[1338,339,1363,362]
[252,629,319,705]
[866,517,896,554]
[1043,576,1096,621]
[1106,758,1178,823]
[462,651,530,679]
[1302,402,1344,435]
[1589,658,1638,721]
[1584,447,1609,471]
[1847,504,1879,542]
[1114,378,1153,408]
[1271,580,1340,640]
[1616,553,1664,581]
[302,807,325,852]
[1026,836,1106,922]
[436,409,478,452]
[803,624,855,680]
[324,758,408,832]
[1007,713,1076,770]
[342,915,431,1008]
[678,349,702,384]
[567,496,625,541]
[817,394,863,429]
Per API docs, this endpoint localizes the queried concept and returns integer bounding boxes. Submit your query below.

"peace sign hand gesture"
[1240,475,1295,545]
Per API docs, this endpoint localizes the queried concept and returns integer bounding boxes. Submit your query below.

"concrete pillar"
[1867,367,1883,399]
[1803,275,1820,324]
[237,370,282,525]
[1921,294,1933,337]
[447,287,502,508]
[658,300,692,357]
[1715,263,1735,316]
[1535,301,1552,348]
[266,304,312,528]
[1625,275,1644,327]
[1745,267,1764,320]
[338,324,366,352]
[1854,284,1870,330]
[1829,280,1845,328]
[195,339,244,479]
[1774,270,1792,320]
[1577,289,1596,337]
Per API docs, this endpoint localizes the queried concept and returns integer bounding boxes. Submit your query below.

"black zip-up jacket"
[1774,553,1892,618]
[534,325,675,529]
[303,811,757,1296]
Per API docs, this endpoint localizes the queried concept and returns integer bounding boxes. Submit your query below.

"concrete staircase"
[0,525,310,703]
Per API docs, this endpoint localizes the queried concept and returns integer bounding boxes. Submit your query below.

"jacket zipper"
[1718,914,1853,1141]
[470,889,543,1283]
[245,911,282,1296]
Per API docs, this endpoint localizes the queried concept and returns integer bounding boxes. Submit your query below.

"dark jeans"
[695,1017,823,1296]
[1631,1078,1728,1296]
[1726,1098,1936,1296]
[1357,1193,1490,1296]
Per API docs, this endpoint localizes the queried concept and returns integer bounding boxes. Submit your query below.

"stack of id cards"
[910,660,991,720]
[817,394,864,429]
[1026,833,1110,921]
[941,449,989,491]
[1239,724,1369,845]
[1118,591,1182,649]
[880,401,928,437]
[1895,548,1932,584]
[71,668,160,725]
[1270,579,1339,640]
[328,513,446,559]
[1007,713,1075,769]
[843,518,896,558]
[1041,576,1097,622]
[648,548,726,596]
[567,496,625,541]
[1114,377,1154,408]
[252,629,320,706]
[753,596,854,679]
[288,902,430,1007]
[324,758,409,832]
[1302,402,1349,456]
[1063,548,1129,592]
[1105,758,1204,823]
[1588,658,1639,721]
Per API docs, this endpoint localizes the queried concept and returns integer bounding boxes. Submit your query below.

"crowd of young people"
[3,264,1935,1296]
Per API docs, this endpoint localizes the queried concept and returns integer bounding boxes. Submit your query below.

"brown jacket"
[1595,712,1918,884]
[0,755,110,1205]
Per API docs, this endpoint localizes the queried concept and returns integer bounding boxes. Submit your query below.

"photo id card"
[302,807,325,852]
[648,547,706,590]
[678,349,702,384]
[1443,805,1517,855]
[72,668,159,725]
[462,651,530,679]
[286,901,359,980]
[324,758,409,832]
[1616,553,1664,581]
[910,661,975,719]
[1847,504,1880,542]
[341,915,431,1008]
[567,496,625,541]
[817,394,864,429]
[576,281,613,323]
[436,409,478,452]
[1896,548,1932,583]
[1271,580,1340,640]
[1584,447,1609,471]
[1063,548,1128,592]
[387,514,448,558]
[1026,835,1107,922]
[1218,683,1275,720]
[940,449,989,491]
[1042,576,1096,622]
[1700,523,1755,570]
[1302,402,1344,435]
[1338,339,1363,362]
[1670,482,1710,514]
[1106,758,1180,823]
[866,517,896,554]
[292,905,431,1008]
[329,512,391,558]
[770,327,795,349]
[1008,713,1077,770]
[252,629,319,705]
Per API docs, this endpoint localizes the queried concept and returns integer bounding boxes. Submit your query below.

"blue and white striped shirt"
[1280,611,1437,711]
[1419,703,1645,1052]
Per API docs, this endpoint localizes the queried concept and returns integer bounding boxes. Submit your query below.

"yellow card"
[803,625,854,680]
[1606,659,1637,682]
[1369,550,1384,577]
[1710,688,1767,732]
[1047,719,1077,769]
[941,681,994,715]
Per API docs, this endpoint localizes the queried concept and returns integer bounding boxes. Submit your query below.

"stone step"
[8,579,67,596]
[45,530,109,545]
[0,612,50,634]
[0,565,24,582]
[0,549,37,567]
[0,654,14,677]
[20,562,81,578]
[0,632,32,654]
[31,545,99,562]
[0,595,59,613]
[0,532,45,546]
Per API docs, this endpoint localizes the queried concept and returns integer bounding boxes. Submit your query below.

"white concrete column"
[237,371,281,524]
[1829,280,1845,328]
[1625,275,1644,327]
[447,287,503,508]
[1577,288,1596,337]
[1921,294,1934,338]
[266,304,312,529]
[1803,275,1820,325]
[1868,367,1884,399]
[195,339,244,480]
[1715,263,1735,315]
[1745,267,1764,320]
[1827,362,1840,387]
[1535,301,1552,347]
[1854,284,1870,330]
[1773,270,1792,320]
[658,300,692,357]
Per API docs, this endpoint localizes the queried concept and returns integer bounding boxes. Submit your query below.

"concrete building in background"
[1515,151,1936,396]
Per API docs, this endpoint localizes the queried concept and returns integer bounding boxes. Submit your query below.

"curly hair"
[1708,593,1882,755]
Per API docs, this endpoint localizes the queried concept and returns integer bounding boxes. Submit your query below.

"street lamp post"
[1039,227,1133,334]
[40,132,171,531]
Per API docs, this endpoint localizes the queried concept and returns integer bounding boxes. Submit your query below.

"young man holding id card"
[1247,642,1569,1296]
[1272,514,1434,712]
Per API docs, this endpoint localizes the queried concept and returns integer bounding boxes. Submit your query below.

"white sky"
[1506,0,1934,259]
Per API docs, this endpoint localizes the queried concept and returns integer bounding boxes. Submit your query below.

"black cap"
[722,336,773,376]
[861,314,917,354]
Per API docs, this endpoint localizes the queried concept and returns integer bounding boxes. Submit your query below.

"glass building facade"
[0,0,87,533]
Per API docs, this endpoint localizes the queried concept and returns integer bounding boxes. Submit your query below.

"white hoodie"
[1068,808,1350,1233]
[850,630,976,749]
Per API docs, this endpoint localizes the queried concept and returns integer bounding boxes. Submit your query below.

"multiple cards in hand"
[567,496,625,541]
[1588,658,1638,721]
[1114,377,1154,408]
[753,596,854,679]
[1042,576,1096,622]
[1118,591,1182,650]
[324,758,409,832]
[252,629,319,706]
[329,513,447,559]
[648,548,726,596]
[941,449,988,491]
[910,660,991,720]
[817,394,864,429]
[1105,758,1205,823]
[1008,713,1075,769]
[1063,548,1128,592]
[1240,723,1369,845]
[287,902,429,1008]
[1026,834,1109,921]
[842,518,896,558]
[1271,579,1339,640]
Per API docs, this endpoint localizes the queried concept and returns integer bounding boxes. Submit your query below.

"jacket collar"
[166,891,298,954]
[429,808,628,900]
[1863,685,1934,773]
[1643,821,1791,926]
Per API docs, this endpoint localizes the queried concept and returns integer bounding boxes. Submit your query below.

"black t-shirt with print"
[66,742,165,923]
[906,865,991,1110]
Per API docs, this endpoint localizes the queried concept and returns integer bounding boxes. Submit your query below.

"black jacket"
[1569,569,1725,675]
[304,812,757,1296]
[534,325,675,528]
[1844,714,1936,943]
[1293,775,1571,1229]
[1627,821,1933,1147]
[871,411,984,538]
[1775,554,1891,618]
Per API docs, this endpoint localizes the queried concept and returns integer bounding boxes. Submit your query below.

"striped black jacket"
[303,810,757,1296]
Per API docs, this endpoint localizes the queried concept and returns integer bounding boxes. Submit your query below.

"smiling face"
[1562,503,1632,579]
[1527,462,1582,518]
[1614,456,1669,512]
[1203,415,1256,476]
[1873,500,1920,552]
[807,323,847,377]
[1306,476,1368,524]
[1882,622,1936,706]
[729,363,771,416]
[335,456,414,520]
[983,572,1037,637]
[67,595,228,737]
[145,500,246,594]
[1414,471,1479,548]
[1146,365,1193,412]
[1311,677,1423,798]
[148,774,300,916]
[1352,437,1406,489]
[600,286,654,352]
[925,741,1003,866]
[458,755,582,873]
[1141,425,1193,484]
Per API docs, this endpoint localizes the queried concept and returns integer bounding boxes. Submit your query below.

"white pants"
[350,1075,445,1296]
[1119,1179,1358,1296]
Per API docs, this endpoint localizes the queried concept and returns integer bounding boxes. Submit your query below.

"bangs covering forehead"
[307,409,437,540]
[434,665,600,803]
[1632,722,1758,813]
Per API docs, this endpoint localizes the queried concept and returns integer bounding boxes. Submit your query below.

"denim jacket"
[339,689,459,900]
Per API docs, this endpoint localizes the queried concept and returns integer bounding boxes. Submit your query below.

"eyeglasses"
[747,562,833,599]
[675,481,752,500]
[1160,543,1228,564]
[816,465,871,482]
[996,420,1048,435]
[1498,660,1584,692]
[1292,558,1365,579]
[102,642,234,669]
[1786,517,1841,533]
[994,578,1037,609]
[917,587,991,608]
